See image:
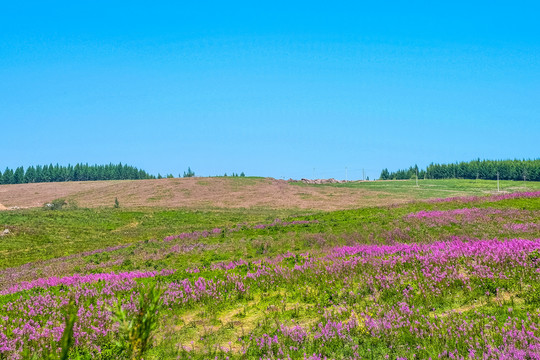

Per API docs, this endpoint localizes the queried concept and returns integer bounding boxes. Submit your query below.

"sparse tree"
[183,167,195,178]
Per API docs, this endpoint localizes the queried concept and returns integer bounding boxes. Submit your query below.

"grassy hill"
[1,178,540,359]
[1,177,539,211]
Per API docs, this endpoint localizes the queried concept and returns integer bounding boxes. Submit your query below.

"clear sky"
[1,1,539,180]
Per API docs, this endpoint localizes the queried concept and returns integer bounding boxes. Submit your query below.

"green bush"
[43,198,67,210]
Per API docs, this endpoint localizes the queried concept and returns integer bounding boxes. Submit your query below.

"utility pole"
[497,172,500,192]
[416,169,419,187]
[345,167,348,181]
[362,168,365,181]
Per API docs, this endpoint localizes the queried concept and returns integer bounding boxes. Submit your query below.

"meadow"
[292,178,540,200]
[1,179,540,359]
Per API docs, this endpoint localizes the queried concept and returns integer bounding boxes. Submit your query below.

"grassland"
[0,179,540,359]
[2,178,538,269]
[292,178,540,199]
[0,207,300,269]
[2,177,539,211]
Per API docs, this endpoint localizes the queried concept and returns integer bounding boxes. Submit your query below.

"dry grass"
[0,177,408,211]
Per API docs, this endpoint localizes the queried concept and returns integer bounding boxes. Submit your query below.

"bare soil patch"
[0,178,410,211]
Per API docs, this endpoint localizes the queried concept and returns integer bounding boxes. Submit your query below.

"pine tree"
[12,167,24,184]
[183,167,195,178]
[0,163,155,184]
[24,166,36,183]
[2,168,14,184]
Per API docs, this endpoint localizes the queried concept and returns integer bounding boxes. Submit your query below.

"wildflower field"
[1,185,540,359]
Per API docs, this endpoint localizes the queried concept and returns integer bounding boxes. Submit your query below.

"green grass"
[292,178,540,199]
[2,180,540,359]
[0,207,303,269]
[2,183,539,271]
[3,193,538,275]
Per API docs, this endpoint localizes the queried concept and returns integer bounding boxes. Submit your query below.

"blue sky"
[1,1,539,180]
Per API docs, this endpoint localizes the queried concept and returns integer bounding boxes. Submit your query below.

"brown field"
[0,177,409,211]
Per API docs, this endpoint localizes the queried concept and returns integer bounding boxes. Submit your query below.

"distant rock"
[1,229,9,236]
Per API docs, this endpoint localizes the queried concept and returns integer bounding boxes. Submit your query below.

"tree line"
[0,163,155,184]
[380,159,540,181]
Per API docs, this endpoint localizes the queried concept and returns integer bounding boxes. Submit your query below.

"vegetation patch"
[1,184,540,359]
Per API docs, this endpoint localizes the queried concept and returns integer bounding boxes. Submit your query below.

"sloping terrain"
[0,177,404,211]
[2,190,540,359]
[3,177,539,212]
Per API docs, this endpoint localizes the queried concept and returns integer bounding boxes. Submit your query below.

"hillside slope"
[0,177,403,211]
[1,177,538,211]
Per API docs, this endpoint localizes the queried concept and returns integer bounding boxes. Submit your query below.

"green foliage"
[380,164,420,180]
[0,163,155,184]
[112,286,163,360]
[13,166,25,184]
[217,172,246,177]
[59,300,78,360]
[0,206,297,269]
[3,189,540,359]
[183,167,195,178]
[21,300,78,360]
[523,283,540,305]
[1,167,14,184]
[295,178,540,200]
[384,158,540,181]
[43,198,67,210]
[114,197,120,208]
